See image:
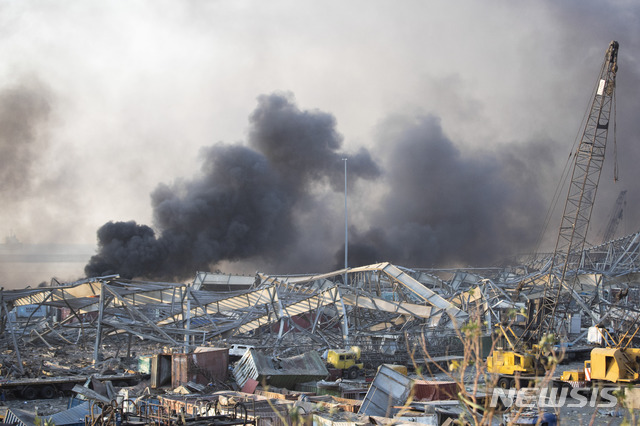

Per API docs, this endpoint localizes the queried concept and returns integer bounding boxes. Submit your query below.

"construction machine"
[487,40,620,387]
[327,346,364,379]
[487,324,545,388]
[559,325,640,386]
[587,347,640,383]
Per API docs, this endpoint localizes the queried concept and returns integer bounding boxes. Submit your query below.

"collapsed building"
[0,229,639,424]
[1,228,639,373]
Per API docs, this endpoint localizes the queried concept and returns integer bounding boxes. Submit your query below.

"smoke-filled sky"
[1,1,639,286]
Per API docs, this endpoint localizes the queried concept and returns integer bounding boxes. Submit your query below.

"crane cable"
[533,60,619,255]
[532,83,595,256]
[613,90,619,182]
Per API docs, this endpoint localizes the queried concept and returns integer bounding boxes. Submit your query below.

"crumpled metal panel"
[349,262,469,327]
[358,364,413,417]
[233,349,328,389]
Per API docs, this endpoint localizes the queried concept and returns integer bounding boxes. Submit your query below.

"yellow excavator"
[487,40,621,388]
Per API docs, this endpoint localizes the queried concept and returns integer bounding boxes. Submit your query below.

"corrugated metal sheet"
[194,272,255,286]
[233,349,328,389]
[358,365,413,417]
[47,401,96,426]
[4,408,36,426]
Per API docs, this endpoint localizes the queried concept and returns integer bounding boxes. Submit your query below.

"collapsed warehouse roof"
[2,230,640,374]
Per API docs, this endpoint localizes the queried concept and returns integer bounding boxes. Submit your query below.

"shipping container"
[412,380,459,401]
[233,349,328,389]
[151,354,172,388]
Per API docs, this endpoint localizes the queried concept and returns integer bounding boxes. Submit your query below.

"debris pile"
[0,229,639,423]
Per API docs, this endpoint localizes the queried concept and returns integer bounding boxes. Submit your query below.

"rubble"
[3,239,639,369]
[0,227,639,423]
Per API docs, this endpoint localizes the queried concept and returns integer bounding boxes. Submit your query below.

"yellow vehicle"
[560,370,585,382]
[587,347,640,383]
[487,347,551,389]
[488,349,535,375]
[327,346,364,379]
[488,347,553,389]
[487,325,544,388]
[561,327,640,385]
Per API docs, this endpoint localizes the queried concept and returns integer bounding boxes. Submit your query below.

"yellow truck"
[327,346,364,379]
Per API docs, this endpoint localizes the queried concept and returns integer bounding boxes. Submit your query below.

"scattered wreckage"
[0,228,639,423]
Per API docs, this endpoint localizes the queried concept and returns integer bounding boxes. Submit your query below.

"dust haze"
[1,1,640,286]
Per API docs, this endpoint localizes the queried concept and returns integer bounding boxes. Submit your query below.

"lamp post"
[343,158,348,283]
[342,158,349,345]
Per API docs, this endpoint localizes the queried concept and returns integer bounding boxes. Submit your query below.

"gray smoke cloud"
[85,93,380,279]
[340,114,554,268]
[248,93,381,193]
[86,94,557,280]
[0,80,51,199]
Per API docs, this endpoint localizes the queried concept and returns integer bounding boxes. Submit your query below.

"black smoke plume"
[340,114,554,268]
[86,95,558,281]
[85,93,380,279]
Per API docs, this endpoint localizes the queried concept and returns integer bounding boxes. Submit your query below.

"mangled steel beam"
[157,286,279,326]
[1,296,24,375]
[581,231,640,273]
[349,262,468,327]
[235,286,345,335]
[342,293,437,325]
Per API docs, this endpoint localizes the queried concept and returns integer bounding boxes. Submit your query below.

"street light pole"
[343,158,348,282]
[342,158,349,346]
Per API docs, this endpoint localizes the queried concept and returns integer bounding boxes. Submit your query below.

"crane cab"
[487,349,536,376]
[588,347,640,383]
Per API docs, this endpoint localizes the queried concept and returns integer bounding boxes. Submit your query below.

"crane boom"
[536,40,619,340]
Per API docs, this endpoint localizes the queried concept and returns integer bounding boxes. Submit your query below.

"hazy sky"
[1,1,639,286]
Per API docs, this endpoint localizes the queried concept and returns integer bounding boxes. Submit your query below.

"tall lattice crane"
[535,40,619,341]
[488,41,620,383]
